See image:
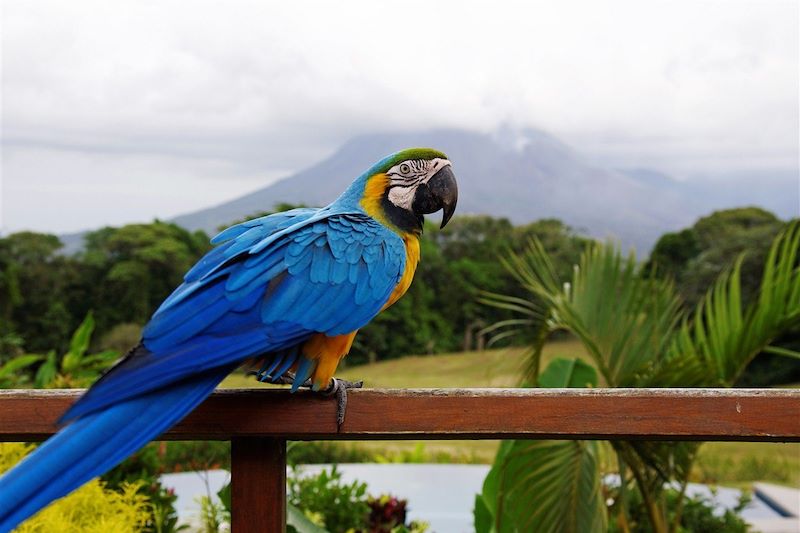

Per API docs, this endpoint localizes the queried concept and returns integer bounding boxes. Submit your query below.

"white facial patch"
[386,158,451,210]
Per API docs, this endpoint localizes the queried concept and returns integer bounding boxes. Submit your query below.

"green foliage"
[658,220,800,387]
[0,354,42,387]
[648,207,785,309]
[0,221,210,367]
[0,311,120,389]
[483,221,800,533]
[31,312,119,388]
[0,231,77,353]
[608,486,750,533]
[646,229,700,280]
[287,503,328,533]
[0,332,25,362]
[353,216,588,362]
[0,443,150,532]
[0,214,587,369]
[196,494,227,533]
[477,440,607,533]
[537,357,597,388]
[81,221,211,331]
[288,465,370,533]
[475,358,606,533]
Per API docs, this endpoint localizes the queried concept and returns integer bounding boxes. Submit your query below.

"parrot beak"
[412,165,459,228]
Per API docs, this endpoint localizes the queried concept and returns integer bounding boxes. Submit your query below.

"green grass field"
[220,340,799,486]
[221,339,589,389]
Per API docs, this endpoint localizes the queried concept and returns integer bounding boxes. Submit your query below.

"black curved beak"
[411,165,458,228]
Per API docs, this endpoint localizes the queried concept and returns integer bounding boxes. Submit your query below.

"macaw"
[0,148,457,531]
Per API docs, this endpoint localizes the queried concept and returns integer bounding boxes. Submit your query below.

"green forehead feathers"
[375,148,448,174]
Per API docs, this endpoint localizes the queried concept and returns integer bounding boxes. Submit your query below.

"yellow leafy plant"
[0,443,150,532]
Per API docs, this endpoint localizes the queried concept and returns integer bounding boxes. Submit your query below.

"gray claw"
[321,378,363,428]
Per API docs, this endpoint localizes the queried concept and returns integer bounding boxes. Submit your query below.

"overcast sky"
[1,0,798,233]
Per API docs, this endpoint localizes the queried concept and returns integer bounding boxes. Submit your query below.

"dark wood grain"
[231,438,286,533]
[1,388,798,442]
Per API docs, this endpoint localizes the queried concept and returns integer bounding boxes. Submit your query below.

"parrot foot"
[321,378,363,428]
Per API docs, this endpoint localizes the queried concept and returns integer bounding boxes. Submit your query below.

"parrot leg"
[252,370,362,427]
[320,378,363,428]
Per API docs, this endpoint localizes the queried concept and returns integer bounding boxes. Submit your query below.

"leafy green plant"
[288,465,370,533]
[607,485,750,533]
[0,332,24,361]
[475,358,606,533]
[33,311,119,388]
[197,493,228,533]
[481,221,800,533]
[0,353,42,387]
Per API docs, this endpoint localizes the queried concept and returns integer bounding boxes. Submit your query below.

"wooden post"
[231,438,287,533]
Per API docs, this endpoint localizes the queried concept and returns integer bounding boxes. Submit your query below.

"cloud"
[2,0,798,232]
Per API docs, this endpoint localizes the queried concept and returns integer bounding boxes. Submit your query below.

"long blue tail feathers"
[0,368,228,532]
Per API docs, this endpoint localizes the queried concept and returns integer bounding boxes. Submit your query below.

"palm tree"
[477,221,800,532]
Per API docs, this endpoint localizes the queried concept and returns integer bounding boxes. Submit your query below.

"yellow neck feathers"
[359,173,393,228]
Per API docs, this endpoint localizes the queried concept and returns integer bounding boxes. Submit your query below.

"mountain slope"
[173,128,728,251]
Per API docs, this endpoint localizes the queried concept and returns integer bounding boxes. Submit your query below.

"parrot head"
[356,148,459,234]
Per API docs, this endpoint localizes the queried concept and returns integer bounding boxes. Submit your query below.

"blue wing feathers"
[330,257,350,284]
[287,247,313,274]
[355,270,373,305]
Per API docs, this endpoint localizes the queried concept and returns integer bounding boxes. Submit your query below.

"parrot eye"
[399,163,411,174]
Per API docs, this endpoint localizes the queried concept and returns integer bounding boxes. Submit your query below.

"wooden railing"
[1,388,799,532]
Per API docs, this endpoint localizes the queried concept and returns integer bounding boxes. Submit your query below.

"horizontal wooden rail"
[1,388,798,442]
[2,388,799,532]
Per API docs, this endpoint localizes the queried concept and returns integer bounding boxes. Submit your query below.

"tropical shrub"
[480,221,800,532]
[475,358,606,533]
[0,443,149,532]
[32,311,119,389]
[607,486,750,533]
[288,465,370,533]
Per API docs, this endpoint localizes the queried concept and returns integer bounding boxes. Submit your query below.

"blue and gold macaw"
[0,148,457,531]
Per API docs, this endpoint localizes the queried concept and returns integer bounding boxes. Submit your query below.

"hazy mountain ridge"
[60,128,797,254]
[172,128,797,252]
